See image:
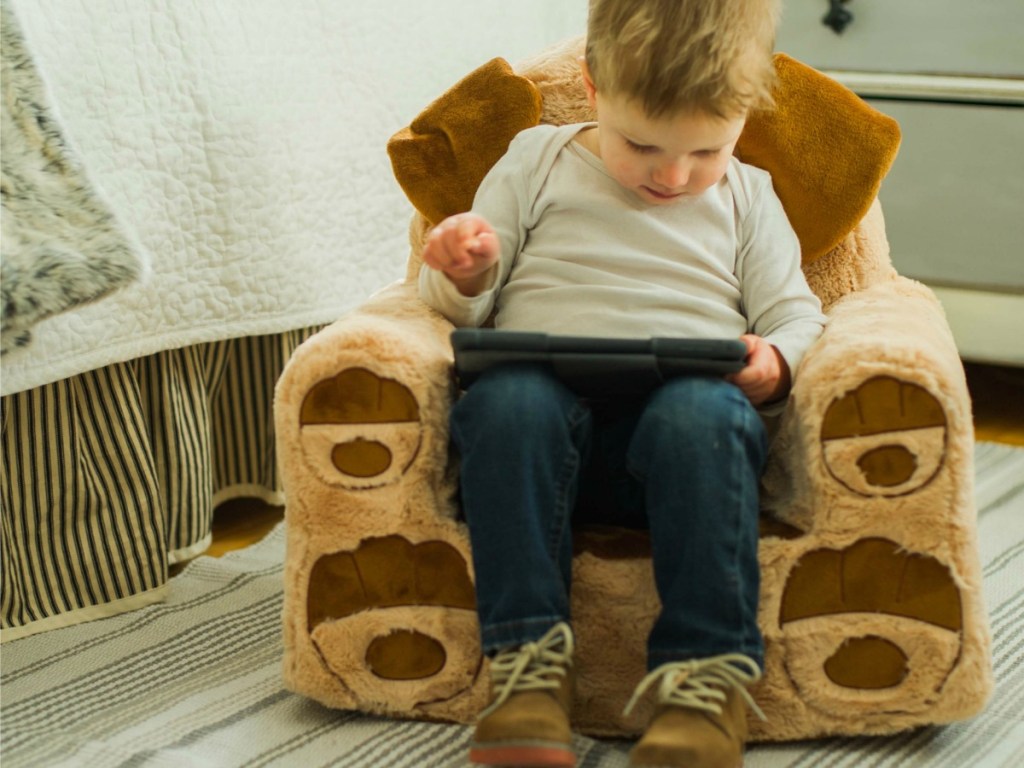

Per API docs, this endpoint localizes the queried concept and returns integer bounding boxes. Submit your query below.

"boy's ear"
[735,54,901,266]
[387,58,543,226]
[580,58,598,109]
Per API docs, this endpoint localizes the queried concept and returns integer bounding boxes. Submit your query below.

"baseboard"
[825,71,1024,107]
[929,286,1024,366]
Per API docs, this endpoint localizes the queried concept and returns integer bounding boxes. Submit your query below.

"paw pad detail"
[781,537,961,631]
[332,438,393,477]
[306,535,482,710]
[821,376,946,496]
[779,538,962,713]
[855,444,918,487]
[301,368,420,424]
[365,630,447,680]
[824,635,908,689]
[307,535,475,629]
[300,368,422,488]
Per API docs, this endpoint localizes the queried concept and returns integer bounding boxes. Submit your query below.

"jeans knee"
[634,378,765,459]
[452,364,579,436]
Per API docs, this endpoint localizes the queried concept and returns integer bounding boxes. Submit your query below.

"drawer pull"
[823,0,854,34]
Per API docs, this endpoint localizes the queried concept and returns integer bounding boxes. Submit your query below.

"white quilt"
[2,0,586,396]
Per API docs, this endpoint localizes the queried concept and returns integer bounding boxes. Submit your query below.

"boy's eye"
[696,148,723,158]
[625,140,658,155]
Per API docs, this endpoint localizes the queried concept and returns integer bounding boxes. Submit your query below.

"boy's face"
[582,64,746,206]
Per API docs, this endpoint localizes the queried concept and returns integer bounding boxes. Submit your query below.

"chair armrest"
[276,281,494,720]
[274,280,458,523]
[762,276,974,534]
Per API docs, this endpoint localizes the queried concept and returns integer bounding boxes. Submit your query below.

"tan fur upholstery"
[275,40,991,740]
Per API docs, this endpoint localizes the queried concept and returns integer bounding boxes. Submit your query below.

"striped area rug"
[2,442,1022,768]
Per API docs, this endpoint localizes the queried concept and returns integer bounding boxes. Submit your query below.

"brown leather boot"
[626,654,764,768]
[469,622,576,768]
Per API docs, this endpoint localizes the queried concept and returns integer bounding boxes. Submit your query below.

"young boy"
[419,1,825,766]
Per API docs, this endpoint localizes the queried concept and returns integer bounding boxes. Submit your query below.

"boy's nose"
[653,158,690,190]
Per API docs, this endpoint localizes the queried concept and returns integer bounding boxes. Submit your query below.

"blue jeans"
[450,364,767,670]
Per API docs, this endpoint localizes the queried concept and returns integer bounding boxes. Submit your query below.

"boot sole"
[469,741,575,767]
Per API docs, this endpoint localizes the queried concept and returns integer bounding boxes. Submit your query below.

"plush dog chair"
[275,39,991,740]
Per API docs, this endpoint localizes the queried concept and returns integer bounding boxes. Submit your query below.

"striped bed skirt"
[0,327,320,640]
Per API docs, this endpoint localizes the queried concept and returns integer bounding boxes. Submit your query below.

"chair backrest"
[389,37,902,307]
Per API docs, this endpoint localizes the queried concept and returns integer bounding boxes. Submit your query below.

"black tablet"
[451,328,749,397]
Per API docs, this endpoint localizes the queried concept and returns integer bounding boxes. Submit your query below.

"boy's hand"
[422,213,501,297]
[727,334,791,406]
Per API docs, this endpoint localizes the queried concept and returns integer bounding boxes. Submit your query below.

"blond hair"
[585,0,780,118]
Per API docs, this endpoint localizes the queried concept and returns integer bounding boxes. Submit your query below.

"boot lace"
[479,622,575,719]
[623,653,766,721]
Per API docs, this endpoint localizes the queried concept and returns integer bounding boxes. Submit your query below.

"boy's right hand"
[422,213,500,297]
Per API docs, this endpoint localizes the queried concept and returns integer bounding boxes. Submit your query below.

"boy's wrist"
[446,265,495,297]
[767,345,792,403]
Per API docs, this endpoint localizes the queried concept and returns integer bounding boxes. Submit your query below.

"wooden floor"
[203,361,1024,560]
[964,361,1024,447]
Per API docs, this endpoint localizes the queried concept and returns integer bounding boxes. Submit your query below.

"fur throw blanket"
[0,5,144,356]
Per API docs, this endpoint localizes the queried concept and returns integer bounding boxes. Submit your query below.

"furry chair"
[274,39,991,740]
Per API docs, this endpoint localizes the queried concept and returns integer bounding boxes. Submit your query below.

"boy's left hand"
[727,334,791,406]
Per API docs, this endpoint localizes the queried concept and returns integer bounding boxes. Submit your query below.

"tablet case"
[451,329,748,397]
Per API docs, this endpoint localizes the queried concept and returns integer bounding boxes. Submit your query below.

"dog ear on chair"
[736,54,900,266]
[387,57,542,228]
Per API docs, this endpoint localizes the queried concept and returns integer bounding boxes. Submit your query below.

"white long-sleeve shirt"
[419,123,825,375]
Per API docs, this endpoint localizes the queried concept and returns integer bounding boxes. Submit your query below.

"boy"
[418,1,826,766]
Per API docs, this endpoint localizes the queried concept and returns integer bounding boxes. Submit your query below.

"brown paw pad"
[821,376,947,496]
[365,630,447,680]
[779,538,962,713]
[299,368,422,488]
[824,635,908,689]
[306,535,482,709]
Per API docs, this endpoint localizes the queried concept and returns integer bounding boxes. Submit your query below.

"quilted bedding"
[2,0,585,396]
